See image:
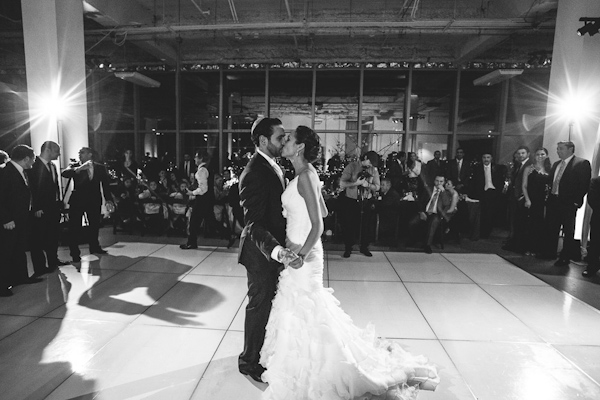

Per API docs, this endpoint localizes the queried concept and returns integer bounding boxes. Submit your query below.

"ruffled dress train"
[259,177,439,400]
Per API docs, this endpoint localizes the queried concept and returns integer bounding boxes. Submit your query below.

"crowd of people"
[320,142,598,277]
[1,138,599,298]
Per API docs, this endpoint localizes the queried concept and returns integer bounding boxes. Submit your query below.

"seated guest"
[169,181,193,234]
[139,181,168,222]
[443,178,460,240]
[113,177,138,226]
[419,175,456,254]
[375,178,401,244]
[157,170,169,193]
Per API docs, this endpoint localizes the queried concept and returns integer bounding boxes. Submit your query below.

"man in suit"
[503,146,532,253]
[29,141,68,276]
[237,117,299,382]
[543,141,592,266]
[61,147,113,262]
[468,153,506,239]
[420,175,454,254]
[179,153,196,181]
[447,147,470,194]
[387,151,406,194]
[583,175,600,277]
[375,177,401,244]
[0,145,42,297]
[425,150,446,188]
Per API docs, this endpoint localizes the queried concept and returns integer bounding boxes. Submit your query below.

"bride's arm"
[297,170,325,259]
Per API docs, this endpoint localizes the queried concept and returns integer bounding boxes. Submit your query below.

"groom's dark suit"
[238,152,286,374]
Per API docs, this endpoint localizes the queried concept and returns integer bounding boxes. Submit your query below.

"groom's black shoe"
[239,364,265,383]
[343,249,351,258]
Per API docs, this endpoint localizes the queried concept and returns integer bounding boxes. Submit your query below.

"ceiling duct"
[473,69,523,86]
[114,72,161,88]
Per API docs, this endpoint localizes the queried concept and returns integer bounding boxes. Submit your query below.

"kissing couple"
[237,118,439,399]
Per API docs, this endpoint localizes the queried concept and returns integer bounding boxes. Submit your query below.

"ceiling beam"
[454,0,558,64]
[83,0,178,65]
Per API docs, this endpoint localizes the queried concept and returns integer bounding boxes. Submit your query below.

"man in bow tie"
[237,117,299,383]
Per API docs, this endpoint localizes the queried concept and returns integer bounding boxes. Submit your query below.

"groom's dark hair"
[251,117,283,147]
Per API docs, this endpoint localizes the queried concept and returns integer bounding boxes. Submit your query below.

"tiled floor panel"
[1,244,599,400]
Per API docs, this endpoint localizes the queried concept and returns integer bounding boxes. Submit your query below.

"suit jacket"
[28,158,60,213]
[447,158,471,193]
[179,160,197,179]
[0,162,31,228]
[421,188,454,221]
[512,158,533,200]
[469,163,506,200]
[61,162,111,206]
[589,176,600,212]
[426,159,447,184]
[551,156,592,208]
[387,160,405,192]
[238,153,286,265]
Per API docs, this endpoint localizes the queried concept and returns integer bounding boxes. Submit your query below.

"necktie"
[457,160,462,177]
[272,163,285,188]
[552,160,566,195]
[88,165,94,181]
[49,163,60,200]
[185,161,189,176]
[427,190,439,213]
[22,171,32,210]
[484,165,494,190]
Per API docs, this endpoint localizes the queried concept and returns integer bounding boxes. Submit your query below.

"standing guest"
[420,175,455,254]
[468,153,505,239]
[583,175,600,277]
[28,141,69,277]
[504,146,532,253]
[0,145,42,297]
[61,147,113,262]
[522,147,552,256]
[542,141,592,266]
[179,153,196,181]
[119,149,139,182]
[447,148,470,194]
[405,152,423,198]
[339,151,380,258]
[387,151,406,194]
[180,151,235,249]
[425,150,446,188]
[375,177,401,244]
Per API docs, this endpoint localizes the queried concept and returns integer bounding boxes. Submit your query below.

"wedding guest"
[420,175,456,254]
[504,146,532,253]
[119,149,139,182]
[543,141,591,266]
[522,147,552,256]
[339,151,380,258]
[375,177,401,244]
[468,152,506,239]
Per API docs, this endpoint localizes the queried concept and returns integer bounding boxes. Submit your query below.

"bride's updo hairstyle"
[295,126,320,163]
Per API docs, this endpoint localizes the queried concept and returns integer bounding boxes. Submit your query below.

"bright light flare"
[39,93,68,119]
[556,93,594,124]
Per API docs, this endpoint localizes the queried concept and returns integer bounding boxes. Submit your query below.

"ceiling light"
[114,72,161,88]
[577,17,600,37]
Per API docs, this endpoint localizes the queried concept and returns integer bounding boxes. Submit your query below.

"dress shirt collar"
[256,149,278,168]
[10,160,27,184]
[561,154,574,165]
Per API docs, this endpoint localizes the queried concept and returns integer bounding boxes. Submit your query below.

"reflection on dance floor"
[1,243,600,399]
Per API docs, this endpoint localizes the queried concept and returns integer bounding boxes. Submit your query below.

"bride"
[259,126,439,400]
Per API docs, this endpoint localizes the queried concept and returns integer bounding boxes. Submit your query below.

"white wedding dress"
[259,176,439,400]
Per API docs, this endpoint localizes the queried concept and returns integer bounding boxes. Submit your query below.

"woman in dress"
[522,147,552,256]
[260,126,438,400]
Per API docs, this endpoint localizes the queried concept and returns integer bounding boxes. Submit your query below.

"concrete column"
[543,0,600,244]
[21,0,89,167]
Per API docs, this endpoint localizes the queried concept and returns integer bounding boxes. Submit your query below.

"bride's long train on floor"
[259,245,439,400]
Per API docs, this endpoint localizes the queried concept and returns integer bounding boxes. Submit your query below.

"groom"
[238,117,297,382]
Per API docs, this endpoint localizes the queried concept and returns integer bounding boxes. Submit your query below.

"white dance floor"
[1,242,600,399]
